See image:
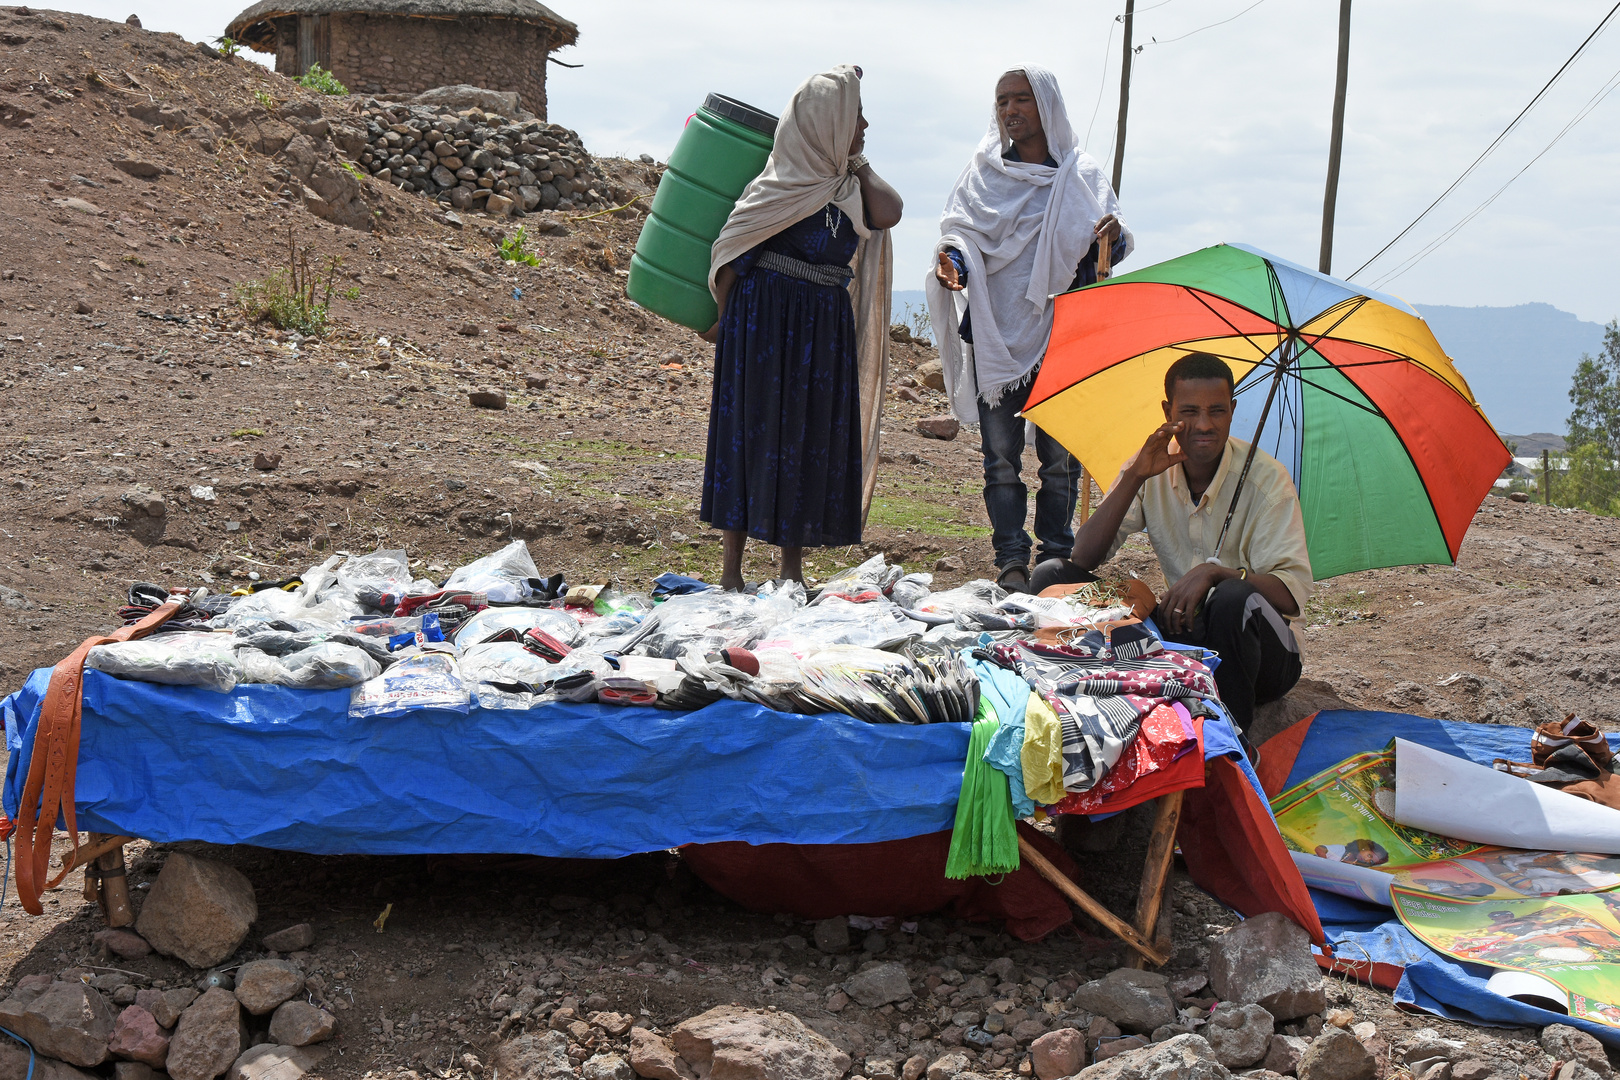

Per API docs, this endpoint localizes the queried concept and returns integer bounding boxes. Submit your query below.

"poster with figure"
[1392,888,1620,1029]
[1273,746,1620,905]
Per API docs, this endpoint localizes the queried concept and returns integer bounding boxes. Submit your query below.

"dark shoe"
[1030,557,1098,595]
[996,564,1031,594]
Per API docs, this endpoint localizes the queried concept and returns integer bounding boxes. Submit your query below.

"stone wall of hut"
[272,14,551,120]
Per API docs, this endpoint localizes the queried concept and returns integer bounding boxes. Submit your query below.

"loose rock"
[582,1054,635,1080]
[233,961,304,1016]
[267,1001,335,1047]
[671,1005,851,1080]
[1031,1028,1085,1080]
[845,962,913,1008]
[109,1006,170,1068]
[1207,912,1326,1021]
[0,1041,99,1080]
[926,1052,970,1080]
[14,982,116,1067]
[916,416,961,441]
[260,925,314,953]
[252,452,281,471]
[492,1031,575,1080]
[1201,1004,1273,1068]
[627,1027,695,1080]
[134,852,258,969]
[93,929,152,960]
[225,1045,322,1080]
[1075,1032,1232,1080]
[1296,1028,1376,1080]
[814,916,851,954]
[1069,968,1178,1034]
[1541,1025,1612,1077]
[916,360,946,391]
[1263,1035,1309,1076]
[167,987,246,1080]
[469,388,507,409]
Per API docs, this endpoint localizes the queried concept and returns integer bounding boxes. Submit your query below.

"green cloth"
[945,704,1021,880]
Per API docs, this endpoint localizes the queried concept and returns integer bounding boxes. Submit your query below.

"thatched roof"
[226,0,578,53]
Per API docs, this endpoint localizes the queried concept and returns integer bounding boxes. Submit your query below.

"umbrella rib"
[1181,287,1286,357]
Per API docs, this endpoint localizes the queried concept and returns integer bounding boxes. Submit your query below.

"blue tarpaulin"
[1276,709,1620,1047]
[1,668,971,857]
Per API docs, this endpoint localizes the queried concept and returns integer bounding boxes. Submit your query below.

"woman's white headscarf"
[925,64,1132,422]
[709,65,894,522]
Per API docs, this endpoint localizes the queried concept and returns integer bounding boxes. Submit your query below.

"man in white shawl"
[925,66,1132,592]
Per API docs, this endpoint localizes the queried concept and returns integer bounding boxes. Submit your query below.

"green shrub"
[498,226,541,267]
[234,228,341,336]
[297,64,348,96]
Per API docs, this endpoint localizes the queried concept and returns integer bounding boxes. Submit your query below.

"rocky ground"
[0,7,1618,1080]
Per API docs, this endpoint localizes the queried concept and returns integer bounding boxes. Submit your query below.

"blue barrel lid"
[702,93,778,136]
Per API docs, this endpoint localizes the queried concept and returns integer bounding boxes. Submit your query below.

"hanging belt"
[757,250,854,288]
[11,600,181,914]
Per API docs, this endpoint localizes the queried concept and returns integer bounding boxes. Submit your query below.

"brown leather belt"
[12,600,181,914]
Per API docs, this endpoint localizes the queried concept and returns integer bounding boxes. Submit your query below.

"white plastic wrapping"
[87,633,242,693]
[457,642,557,688]
[610,591,799,659]
[811,553,903,603]
[443,540,540,603]
[278,643,383,689]
[349,652,470,717]
[757,597,927,655]
[335,549,413,600]
[454,607,585,648]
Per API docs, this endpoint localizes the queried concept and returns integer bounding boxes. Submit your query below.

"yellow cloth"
[1107,437,1313,617]
[1022,693,1065,807]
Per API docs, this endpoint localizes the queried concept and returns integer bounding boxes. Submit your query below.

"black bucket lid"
[703,93,778,136]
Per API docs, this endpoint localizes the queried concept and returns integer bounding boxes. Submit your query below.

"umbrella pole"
[1210,347,1292,562]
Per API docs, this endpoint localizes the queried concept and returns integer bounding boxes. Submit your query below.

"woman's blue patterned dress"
[700,204,862,548]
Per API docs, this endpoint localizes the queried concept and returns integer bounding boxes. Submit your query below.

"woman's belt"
[756,250,854,288]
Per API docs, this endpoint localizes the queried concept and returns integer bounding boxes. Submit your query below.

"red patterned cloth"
[1051,702,1202,815]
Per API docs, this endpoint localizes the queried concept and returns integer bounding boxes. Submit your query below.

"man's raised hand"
[935,252,964,292]
[1126,421,1188,482]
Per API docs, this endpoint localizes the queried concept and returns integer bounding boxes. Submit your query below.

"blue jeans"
[977,378,1081,570]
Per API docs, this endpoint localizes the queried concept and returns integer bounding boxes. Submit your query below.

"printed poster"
[1272,746,1620,904]
[1392,888,1620,1028]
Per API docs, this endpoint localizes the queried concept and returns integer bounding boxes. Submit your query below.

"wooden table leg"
[85,832,135,927]
[1127,790,1184,969]
[1018,836,1169,967]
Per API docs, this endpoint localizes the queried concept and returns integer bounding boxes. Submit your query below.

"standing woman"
[699,65,903,591]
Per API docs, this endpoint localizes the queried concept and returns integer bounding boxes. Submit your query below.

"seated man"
[1031,352,1309,734]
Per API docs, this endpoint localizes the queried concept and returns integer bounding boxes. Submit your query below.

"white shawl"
[709,65,893,521]
[925,64,1133,423]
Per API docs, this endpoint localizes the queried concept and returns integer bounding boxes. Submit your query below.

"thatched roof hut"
[225,0,578,119]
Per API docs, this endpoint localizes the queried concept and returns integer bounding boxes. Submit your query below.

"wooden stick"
[96,839,135,928]
[1128,791,1184,969]
[1080,467,1093,523]
[1018,836,1169,967]
[1096,231,1114,281]
[64,835,134,873]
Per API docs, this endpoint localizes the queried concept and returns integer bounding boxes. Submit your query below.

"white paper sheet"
[1392,738,1620,855]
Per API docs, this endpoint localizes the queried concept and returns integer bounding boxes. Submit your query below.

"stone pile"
[351,102,633,217]
[0,852,336,1080]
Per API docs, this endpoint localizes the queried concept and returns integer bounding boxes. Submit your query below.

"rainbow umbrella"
[1021,243,1511,579]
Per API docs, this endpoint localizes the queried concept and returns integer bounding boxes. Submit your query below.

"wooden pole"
[1111,0,1136,197]
[1543,448,1551,504]
[1080,467,1093,523]
[1319,0,1352,274]
[1128,791,1184,969]
[1018,835,1169,966]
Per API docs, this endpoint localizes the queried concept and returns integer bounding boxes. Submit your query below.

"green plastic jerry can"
[628,93,777,332]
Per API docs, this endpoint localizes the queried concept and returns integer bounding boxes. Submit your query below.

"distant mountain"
[890,292,1607,436]
[1417,303,1608,436]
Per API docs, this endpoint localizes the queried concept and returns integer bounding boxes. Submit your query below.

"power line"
[1350,1,1620,280]
[1369,62,1620,289]
[1084,13,1118,152]
[1146,0,1269,46]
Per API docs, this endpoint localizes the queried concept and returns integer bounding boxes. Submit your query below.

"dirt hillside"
[0,7,1617,1080]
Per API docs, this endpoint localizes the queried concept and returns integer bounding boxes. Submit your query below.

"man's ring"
[1173,608,1184,614]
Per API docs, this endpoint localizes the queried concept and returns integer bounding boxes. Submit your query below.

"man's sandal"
[996,564,1032,594]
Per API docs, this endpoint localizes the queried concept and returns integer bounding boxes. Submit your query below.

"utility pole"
[1319,0,1352,274]
[1112,0,1135,196]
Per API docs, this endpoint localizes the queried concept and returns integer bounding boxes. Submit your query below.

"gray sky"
[63,1,1620,325]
